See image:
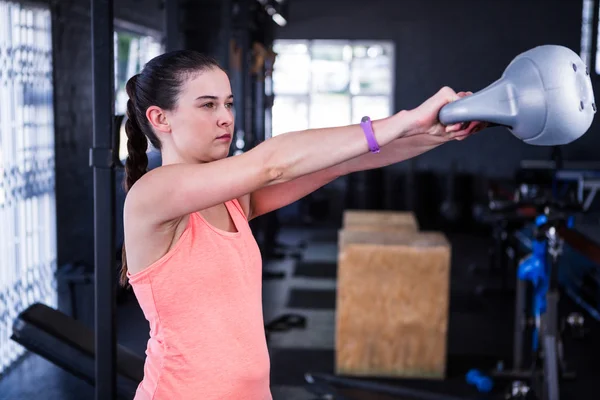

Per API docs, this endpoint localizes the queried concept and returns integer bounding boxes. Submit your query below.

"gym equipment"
[515,161,600,320]
[466,369,493,393]
[304,372,469,400]
[264,313,306,342]
[513,210,576,400]
[10,303,144,399]
[554,227,600,321]
[439,45,596,146]
[90,0,119,398]
[472,181,551,297]
[11,303,305,397]
[482,203,582,400]
[506,381,535,400]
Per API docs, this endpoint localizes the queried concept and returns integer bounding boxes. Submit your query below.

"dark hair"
[120,50,223,286]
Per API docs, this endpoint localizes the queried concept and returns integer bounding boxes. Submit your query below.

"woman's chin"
[213,147,231,160]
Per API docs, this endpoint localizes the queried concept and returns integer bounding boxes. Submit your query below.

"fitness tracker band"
[360,116,380,154]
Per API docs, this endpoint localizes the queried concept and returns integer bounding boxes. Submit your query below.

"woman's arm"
[245,90,484,219]
[126,110,416,227]
[247,132,457,219]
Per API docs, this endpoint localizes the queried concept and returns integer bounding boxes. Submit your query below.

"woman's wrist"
[372,110,457,145]
[374,109,422,140]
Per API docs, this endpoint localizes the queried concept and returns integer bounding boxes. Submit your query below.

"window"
[271,40,394,136]
[0,1,57,375]
[114,29,163,160]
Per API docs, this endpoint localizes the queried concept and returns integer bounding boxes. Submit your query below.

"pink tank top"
[127,199,272,400]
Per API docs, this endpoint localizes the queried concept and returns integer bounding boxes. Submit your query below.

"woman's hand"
[406,87,488,141]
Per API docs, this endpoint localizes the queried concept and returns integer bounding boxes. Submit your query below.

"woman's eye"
[225,102,234,109]
[203,102,214,109]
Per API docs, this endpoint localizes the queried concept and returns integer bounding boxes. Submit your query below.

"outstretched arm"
[247,132,459,219]
[246,91,484,220]
[127,108,417,228]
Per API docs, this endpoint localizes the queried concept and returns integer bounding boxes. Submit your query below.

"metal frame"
[496,218,576,400]
[90,0,117,399]
[512,272,527,371]
[304,372,468,400]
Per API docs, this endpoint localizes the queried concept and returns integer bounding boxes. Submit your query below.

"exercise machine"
[469,161,600,399]
[474,182,545,295]
[11,302,306,398]
[11,303,144,400]
[304,372,470,400]
[491,202,580,400]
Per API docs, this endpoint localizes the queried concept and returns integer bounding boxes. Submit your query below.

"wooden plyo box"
[342,210,419,232]
[336,229,451,379]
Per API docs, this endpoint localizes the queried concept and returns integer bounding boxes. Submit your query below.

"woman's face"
[165,68,235,163]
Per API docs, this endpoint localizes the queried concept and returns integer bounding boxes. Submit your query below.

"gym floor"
[0,226,598,400]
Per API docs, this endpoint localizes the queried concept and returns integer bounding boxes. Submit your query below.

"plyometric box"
[336,229,451,379]
[342,210,419,232]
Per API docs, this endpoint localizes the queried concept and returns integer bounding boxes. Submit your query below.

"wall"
[50,0,164,268]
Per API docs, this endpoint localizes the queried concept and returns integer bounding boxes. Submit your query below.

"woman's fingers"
[444,123,463,133]
[452,121,488,140]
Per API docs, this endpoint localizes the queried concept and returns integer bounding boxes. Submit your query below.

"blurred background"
[1,0,600,399]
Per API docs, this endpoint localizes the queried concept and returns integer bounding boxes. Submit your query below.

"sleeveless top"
[127,199,272,400]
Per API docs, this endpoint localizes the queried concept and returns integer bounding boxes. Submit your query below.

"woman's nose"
[219,107,234,127]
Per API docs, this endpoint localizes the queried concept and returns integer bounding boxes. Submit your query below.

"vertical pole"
[165,0,181,52]
[254,62,265,145]
[263,16,275,141]
[247,56,256,149]
[220,0,232,69]
[233,0,250,153]
[90,0,116,398]
[513,276,526,370]
[241,0,251,150]
[591,0,599,76]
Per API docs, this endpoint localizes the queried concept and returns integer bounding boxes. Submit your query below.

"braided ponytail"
[120,75,149,286]
[119,51,225,286]
[124,76,149,192]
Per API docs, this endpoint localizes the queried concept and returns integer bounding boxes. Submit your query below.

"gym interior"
[1,0,600,399]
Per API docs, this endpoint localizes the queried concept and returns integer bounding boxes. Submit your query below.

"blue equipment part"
[518,238,549,351]
[466,369,493,393]
[518,240,547,288]
[535,214,548,227]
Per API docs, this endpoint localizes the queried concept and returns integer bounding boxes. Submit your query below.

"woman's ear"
[146,106,171,134]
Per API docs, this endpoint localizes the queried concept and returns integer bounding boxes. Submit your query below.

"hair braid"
[120,74,149,286]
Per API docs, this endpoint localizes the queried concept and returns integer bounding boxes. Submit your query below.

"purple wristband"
[360,116,380,154]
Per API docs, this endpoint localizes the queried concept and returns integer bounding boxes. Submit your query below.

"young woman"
[121,50,486,400]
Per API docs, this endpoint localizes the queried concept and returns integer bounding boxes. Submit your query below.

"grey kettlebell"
[439,45,596,146]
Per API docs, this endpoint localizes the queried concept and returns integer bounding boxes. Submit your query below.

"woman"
[122,50,486,400]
